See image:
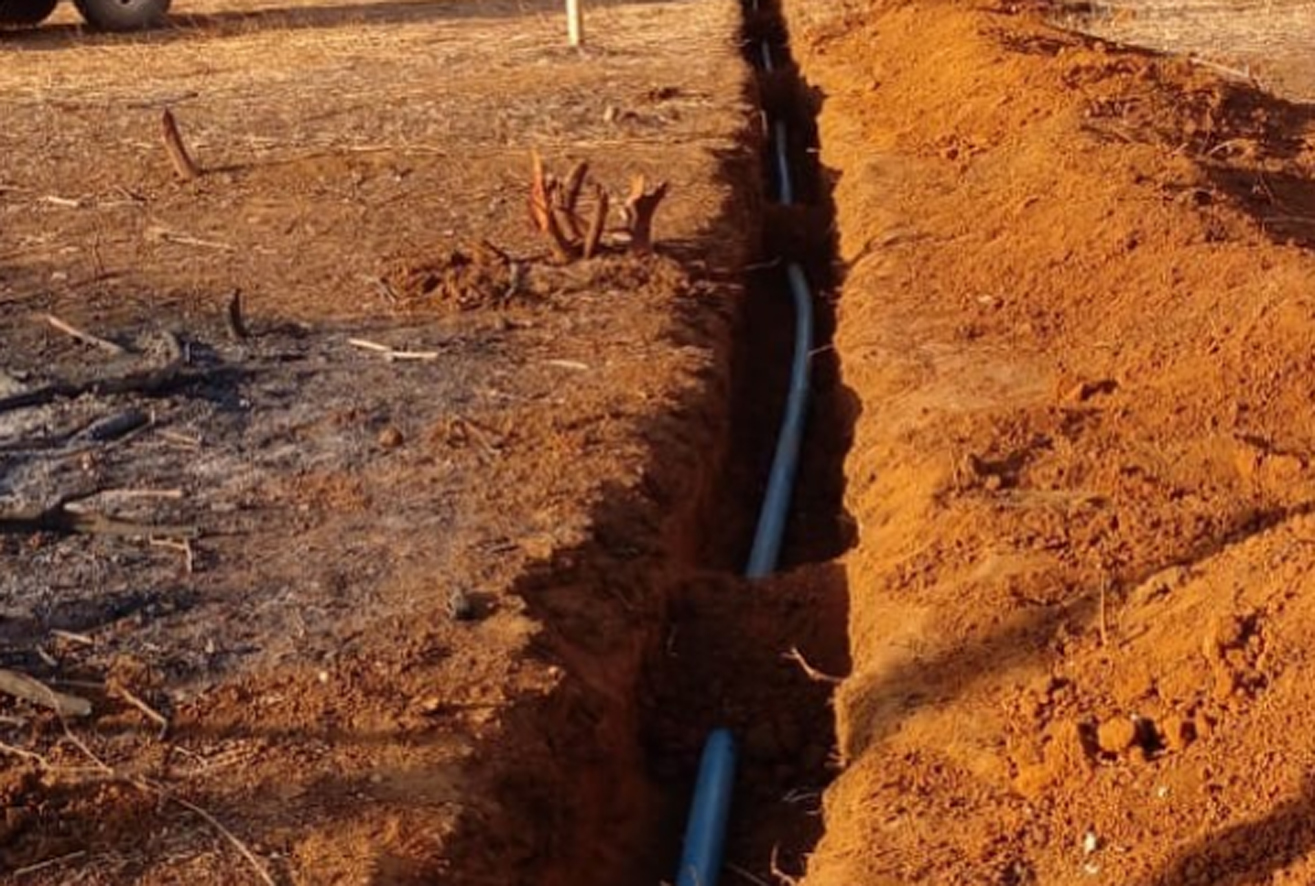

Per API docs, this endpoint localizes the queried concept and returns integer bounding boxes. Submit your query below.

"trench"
[633,0,855,882]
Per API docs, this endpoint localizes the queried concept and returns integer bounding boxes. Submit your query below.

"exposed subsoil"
[787,0,1315,884]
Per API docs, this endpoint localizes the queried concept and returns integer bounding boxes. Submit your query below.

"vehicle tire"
[0,0,59,26]
[73,0,168,30]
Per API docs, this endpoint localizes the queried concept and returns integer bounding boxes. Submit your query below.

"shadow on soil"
[1144,775,1315,886]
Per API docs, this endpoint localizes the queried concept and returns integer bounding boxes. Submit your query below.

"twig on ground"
[225,289,248,341]
[103,488,185,500]
[110,683,170,739]
[150,536,196,573]
[347,338,441,362]
[0,740,51,766]
[782,646,843,685]
[161,108,202,180]
[43,313,127,356]
[156,788,276,886]
[159,429,203,448]
[50,629,94,646]
[145,225,235,251]
[15,850,89,878]
[0,669,92,718]
[40,195,84,208]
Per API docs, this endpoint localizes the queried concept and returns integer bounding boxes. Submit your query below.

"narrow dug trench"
[636,2,854,882]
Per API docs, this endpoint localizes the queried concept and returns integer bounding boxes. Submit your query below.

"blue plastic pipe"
[744,262,814,579]
[675,729,739,886]
[674,16,817,886]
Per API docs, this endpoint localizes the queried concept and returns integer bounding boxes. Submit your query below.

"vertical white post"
[566,0,583,47]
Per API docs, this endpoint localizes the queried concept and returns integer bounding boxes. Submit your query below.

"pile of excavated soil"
[788,0,1315,883]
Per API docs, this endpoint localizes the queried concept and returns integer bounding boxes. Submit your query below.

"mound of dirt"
[786,0,1315,883]
[383,243,520,312]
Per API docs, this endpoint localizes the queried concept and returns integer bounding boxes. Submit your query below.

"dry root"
[161,109,201,181]
[528,151,667,261]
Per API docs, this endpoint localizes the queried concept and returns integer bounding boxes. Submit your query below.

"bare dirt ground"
[0,0,764,882]
[1057,0,1315,103]
[13,0,1315,883]
[787,0,1315,883]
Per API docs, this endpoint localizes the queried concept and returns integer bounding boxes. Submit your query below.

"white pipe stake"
[566,0,583,47]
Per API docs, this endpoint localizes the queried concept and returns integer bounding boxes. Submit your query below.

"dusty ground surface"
[1058,0,1315,103]
[0,0,765,882]
[788,0,1315,884]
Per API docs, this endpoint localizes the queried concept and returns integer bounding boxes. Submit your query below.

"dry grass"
[1053,0,1315,100]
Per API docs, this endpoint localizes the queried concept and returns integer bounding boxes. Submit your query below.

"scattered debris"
[0,668,92,718]
[43,313,128,357]
[347,338,442,362]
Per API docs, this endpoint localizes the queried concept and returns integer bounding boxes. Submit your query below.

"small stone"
[447,588,476,621]
[377,426,404,449]
[1096,716,1138,754]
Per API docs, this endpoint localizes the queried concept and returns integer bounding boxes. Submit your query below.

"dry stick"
[782,646,843,685]
[110,683,170,738]
[225,288,248,341]
[156,788,276,886]
[346,338,441,362]
[160,429,203,448]
[161,109,201,181]
[44,313,127,356]
[0,740,50,766]
[624,174,669,253]
[50,629,94,646]
[0,669,92,718]
[150,536,196,573]
[102,488,185,500]
[14,850,88,878]
[583,185,609,259]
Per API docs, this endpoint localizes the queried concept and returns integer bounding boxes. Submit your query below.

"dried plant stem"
[161,109,202,180]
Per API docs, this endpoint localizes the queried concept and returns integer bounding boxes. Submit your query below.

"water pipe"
[674,729,738,886]
[674,9,818,885]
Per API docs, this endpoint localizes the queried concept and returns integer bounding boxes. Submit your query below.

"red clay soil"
[786,0,1315,884]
